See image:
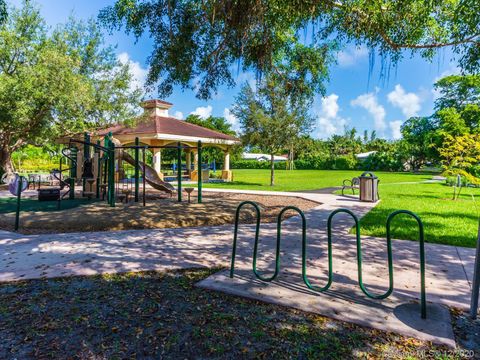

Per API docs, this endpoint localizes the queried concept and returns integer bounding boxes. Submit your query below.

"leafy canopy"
[0,0,5,24]
[100,0,480,99]
[0,1,142,174]
[185,114,236,136]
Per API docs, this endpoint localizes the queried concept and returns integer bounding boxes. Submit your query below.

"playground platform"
[0,191,474,347]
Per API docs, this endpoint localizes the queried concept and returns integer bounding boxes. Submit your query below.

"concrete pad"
[197,269,455,348]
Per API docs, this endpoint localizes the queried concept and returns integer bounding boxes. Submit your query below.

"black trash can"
[359,172,379,202]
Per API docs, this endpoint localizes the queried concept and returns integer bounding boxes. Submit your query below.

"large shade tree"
[0,1,142,176]
[100,0,480,99]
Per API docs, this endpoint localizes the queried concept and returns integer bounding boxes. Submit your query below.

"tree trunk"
[270,153,275,186]
[0,146,15,177]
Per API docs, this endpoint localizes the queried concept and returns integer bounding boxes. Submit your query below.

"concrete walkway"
[0,190,475,347]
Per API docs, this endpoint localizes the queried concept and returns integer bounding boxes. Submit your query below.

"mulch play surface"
[0,268,459,359]
[0,192,319,234]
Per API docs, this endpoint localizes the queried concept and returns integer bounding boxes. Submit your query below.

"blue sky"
[8,0,460,140]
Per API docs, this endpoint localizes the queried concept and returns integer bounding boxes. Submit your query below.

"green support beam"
[134,137,140,202]
[177,142,182,202]
[197,140,202,203]
[69,147,77,200]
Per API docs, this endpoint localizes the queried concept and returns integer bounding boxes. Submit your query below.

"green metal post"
[197,140,202,203]
[84,132,91,159]
[108,141,115,207]
[177,142,182,202]
[142,147,146,206]
[134,137,140,202]
[69,147,77,200]
[83,132,90,191]
[96,140,101,199]
[14,176,23,231]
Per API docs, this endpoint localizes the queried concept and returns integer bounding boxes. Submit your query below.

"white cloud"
[117,52,148,92]
[337,46,369,67]
[236,71,257,91]
[223,108,240,132]
[351,92,387,133]
[172,111,184,119]
[316,94,347,138]
[387,85,421,118]
[190,105,213,119]
[389,120,403,140]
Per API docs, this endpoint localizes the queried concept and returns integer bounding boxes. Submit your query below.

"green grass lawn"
[206,169,432,191]
[359,182,480,247]
[205,169,479,247]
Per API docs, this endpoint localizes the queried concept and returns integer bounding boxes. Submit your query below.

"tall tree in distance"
[0,1,142,176]
[232,78,314,186]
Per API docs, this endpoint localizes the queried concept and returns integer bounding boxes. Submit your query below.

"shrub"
[332,155,358,170]
[231,160,288,170]
[361,152,404,172]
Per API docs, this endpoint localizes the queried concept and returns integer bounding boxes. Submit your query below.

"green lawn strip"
[0,268,454,358]
[359,182,480,247]
[204,169,432,192]
[0,197,99,214]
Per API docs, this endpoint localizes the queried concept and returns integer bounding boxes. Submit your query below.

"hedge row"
[232,153,406,172]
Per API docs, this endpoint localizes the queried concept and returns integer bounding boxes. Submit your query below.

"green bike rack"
[230,202,427,319]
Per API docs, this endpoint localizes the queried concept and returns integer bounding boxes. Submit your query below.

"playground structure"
[230,201,427,319]
[53,132,206,207]
[4,131,212,231]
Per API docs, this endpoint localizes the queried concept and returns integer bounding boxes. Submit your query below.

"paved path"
[0,190,475,347]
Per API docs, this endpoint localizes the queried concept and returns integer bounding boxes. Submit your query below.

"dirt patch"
[0,191,319,234]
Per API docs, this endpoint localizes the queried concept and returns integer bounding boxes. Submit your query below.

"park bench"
[341,177,360,196]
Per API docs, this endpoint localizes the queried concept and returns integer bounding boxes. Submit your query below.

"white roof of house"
[356,151,377,159]
[242,153,287,161]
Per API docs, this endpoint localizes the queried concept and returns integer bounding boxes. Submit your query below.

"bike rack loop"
[387,210,427,319]
[327,209,394,300]
[230,202,307,282]
[230,201,261,279]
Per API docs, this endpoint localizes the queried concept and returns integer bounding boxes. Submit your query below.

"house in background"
[356,151,377,162]
[242,153,288,162]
